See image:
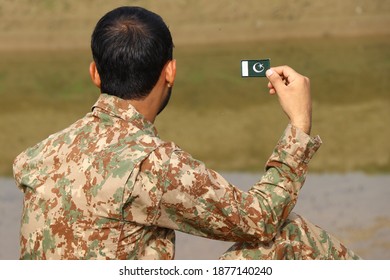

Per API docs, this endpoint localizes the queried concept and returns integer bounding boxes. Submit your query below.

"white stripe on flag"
[241,61,248,76]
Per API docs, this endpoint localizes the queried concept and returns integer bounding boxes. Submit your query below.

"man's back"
[13,94,176,259]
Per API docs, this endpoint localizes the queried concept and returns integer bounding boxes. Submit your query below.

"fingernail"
[266,69,274,77]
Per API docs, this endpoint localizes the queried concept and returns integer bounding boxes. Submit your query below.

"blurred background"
[0,0,389,259]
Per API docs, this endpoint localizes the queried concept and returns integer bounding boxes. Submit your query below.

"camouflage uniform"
[13,94,360,260]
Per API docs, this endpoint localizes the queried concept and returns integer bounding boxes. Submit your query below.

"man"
[13,6,359,260]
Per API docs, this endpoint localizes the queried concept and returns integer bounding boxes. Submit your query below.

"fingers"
[269,65,298,81]
[266,65,299,85]
[266,67,288,95]
[266,65,305,95]
[267,81,276,95]
[265,68,283,93]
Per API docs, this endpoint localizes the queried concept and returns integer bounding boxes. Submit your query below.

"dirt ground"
[0,0,389,50]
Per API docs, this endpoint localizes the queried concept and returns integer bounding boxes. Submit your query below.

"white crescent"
[253,62,264,73]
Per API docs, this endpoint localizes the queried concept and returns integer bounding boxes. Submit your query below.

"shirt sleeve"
[150,124,322,242]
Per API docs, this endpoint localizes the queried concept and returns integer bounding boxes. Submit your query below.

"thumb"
[266,68,285,92]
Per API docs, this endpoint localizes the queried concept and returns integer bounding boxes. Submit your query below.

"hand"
[266,66,312,135]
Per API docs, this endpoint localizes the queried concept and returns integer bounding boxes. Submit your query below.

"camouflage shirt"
[13,93,322,259]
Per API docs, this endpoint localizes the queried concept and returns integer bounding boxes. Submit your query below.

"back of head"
[91,6,173,100]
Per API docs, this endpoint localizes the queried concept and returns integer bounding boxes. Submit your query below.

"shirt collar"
[91,93,158,136]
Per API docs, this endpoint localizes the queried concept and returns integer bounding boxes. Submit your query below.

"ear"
[89,61,101,89]
[165,59,177,87]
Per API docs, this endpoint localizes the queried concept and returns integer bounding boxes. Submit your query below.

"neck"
[128,67,171,123]
[129,99,157,123]
[129,85,167,123]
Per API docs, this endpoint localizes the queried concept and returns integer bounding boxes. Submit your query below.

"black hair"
[91,6,173,99]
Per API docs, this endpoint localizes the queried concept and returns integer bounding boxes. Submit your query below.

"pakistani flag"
[241,59,270,77]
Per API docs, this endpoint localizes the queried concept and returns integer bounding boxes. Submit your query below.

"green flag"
[241,59,270,77]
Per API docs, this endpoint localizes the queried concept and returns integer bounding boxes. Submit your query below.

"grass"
[0,36,389,176]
